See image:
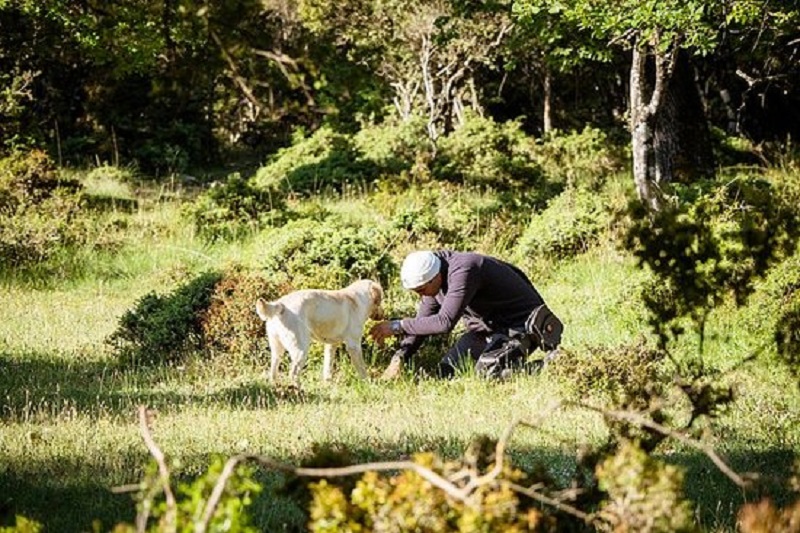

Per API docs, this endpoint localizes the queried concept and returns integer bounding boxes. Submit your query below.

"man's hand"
[369,321,395,347]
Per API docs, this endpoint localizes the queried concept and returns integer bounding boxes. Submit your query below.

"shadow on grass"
[0,349,328,421]
[1,426,797,532]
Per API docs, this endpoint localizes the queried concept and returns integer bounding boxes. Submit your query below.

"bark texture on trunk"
[654,51,716,185]
[630,46,662,211]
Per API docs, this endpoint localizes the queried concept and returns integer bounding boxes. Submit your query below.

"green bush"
[186,173,286,242]
[0,150,88,272]
[108,271,223,366]
[308,440,557,532]
[0,149,80,210]
[113,456,262,533]
[533,127,625,190]
[252,126,378,194]
[433,113,544,191]
[623,175,800,349]
[201,268,293,360]
[596,441,696,532]
[353,116,431,177]
[550,341,667,407]
[513,186,611,265]
[259,218,396,289]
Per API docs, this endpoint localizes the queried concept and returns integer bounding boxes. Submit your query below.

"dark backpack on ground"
[474,304,564,380]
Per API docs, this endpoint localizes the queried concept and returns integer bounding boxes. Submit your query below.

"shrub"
[186,173,286,242]
[0,150,87,271]
[623,175,800,349]
[113,456,262,533]
[433,113,544,191]
[596,440,696,532]
[108,271,223,366]
[514,186,611,264]
[260,218,396,289]
[775,294,800,386]
[533,127,625,190]
[308,439,558,532]
[252,126,377,194]
[201,268,293,360]
[549,341,667,407]
[353,116,431,177]
[0,149,80,211]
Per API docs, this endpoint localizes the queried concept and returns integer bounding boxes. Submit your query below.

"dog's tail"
[255,298,284,321]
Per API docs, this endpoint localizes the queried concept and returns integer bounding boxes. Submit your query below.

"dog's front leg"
[322,344,335,381]
[345,341,368,379]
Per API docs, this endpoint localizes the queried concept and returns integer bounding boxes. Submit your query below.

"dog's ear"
[255,298,284,321]
[369,281,383,306]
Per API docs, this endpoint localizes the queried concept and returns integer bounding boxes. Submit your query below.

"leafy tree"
[299,0,513,148]
[510,0,795,209]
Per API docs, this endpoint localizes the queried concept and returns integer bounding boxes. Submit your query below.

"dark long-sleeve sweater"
[398,251,544,359]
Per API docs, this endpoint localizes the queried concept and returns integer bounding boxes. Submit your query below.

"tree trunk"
[543,66,553,134]
[630,46,661,210]
[654,51,716,185]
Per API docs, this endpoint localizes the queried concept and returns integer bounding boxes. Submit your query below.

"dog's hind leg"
[267,332,284,383]
[322,344,336,381]
[345,341,368,379]
[288,347,308,385]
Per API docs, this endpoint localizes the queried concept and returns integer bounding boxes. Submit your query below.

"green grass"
[1,178,799,532]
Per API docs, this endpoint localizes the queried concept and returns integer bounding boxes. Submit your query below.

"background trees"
[0,0,798,191]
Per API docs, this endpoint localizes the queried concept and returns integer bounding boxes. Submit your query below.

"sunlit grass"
[1,171,799,532]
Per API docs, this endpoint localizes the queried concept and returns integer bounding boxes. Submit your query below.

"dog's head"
[367,280,384,320]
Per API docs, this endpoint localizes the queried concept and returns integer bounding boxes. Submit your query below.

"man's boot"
[381,353,404,380]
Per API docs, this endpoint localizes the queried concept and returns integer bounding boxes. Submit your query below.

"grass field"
[1,180,799,532]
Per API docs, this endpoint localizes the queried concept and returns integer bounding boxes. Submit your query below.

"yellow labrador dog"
[255,279,383,384]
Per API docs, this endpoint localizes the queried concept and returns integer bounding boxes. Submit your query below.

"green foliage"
[775,295,800,387]
[308,440,557,532]
[113,456,262,533]
[353,116,431,177]
[252,127,378,194]
[0,149,88,271]
[550,342,666,406]
[375,180,512,253]
[596,440,696,532]
[108,271,223,366]
[201,268,292,360]
[0,149,80,210]
[622,176,800,349]
[259,218,396,289]
[514,186,610,264]
[433,113,543,191]
[186,173,286,242]
[533,127,625,190]
[0,515,43,533]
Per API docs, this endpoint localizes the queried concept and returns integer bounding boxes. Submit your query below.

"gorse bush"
[433,113,543,191]
[534,127,625,190]
[201,268,293,361]
[308,441,558,532]
[108,271,223,366]
[187,173,286,242]
[252,126,378,194]
[513,186,611,266]
[259,218,396,289]
[550,342,666,406]
[353,116,431,177]
[596,440,696,533]
[623,176,800,349]
[0,149,87,271]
